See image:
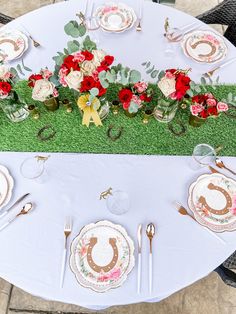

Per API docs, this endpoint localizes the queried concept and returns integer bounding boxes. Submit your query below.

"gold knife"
[137,224,142,294]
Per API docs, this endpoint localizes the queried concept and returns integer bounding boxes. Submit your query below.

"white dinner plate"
[0,165,14,212]
[182,30,227,64]
[0,29,29,62]
[95,2,137,33]
[188,173,236,232]
[70,220,135,292]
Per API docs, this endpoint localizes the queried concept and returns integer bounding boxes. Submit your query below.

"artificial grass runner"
[0,82,235,156]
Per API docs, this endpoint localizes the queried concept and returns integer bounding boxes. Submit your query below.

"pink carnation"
[206,98,217,107]
[190,104,204,116]
[53,88,59,97]
[73,52,85,63]
[165,71,175,79]
[131,95,142,107]
[134,82,148,93]
[217,102,228,112]
[41,68,52,79]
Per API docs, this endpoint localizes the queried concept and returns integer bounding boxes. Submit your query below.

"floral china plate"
[70,220,135,292]
[0,165,14,212]
[0,29,29,62]
[188,173,236,232]
[94,2,137,33]
[182,30,227,63]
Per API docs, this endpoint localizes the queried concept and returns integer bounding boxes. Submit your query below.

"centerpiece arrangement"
[0,17,232,136]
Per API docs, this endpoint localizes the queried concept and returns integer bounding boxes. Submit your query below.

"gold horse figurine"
[100,187,113,200]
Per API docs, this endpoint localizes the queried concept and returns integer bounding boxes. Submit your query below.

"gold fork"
[60,216,72,288]
[21,25,41,48]
[136,19,142,32]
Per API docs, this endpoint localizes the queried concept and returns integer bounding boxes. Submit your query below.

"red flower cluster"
[165,69,191,100]
[190,93,228,118]
[118,82,152,113]
[58,49,114,97]
[28,74,43,87]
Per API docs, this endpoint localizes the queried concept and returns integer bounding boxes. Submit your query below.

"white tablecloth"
[0,153,236,310]
[1,0,236,310]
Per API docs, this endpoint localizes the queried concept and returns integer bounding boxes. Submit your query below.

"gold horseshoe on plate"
[199,183,232,215]
[87,237,119,273]
[0,39,20,51]
[191,40,216,58]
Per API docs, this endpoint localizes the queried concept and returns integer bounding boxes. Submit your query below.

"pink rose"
[205,93,214,99]
[165,71,175,79]
[73,52,85,63]
[131,95,142,106]
[59,68,68,87]
[190,104,204,116]
[206,98,216,107]
[53,88,59,97]
[217,102,228,112]
[109,268,121,280]
[134,82,148,93]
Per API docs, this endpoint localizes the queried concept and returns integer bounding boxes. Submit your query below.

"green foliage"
[67,40,80,54]
[82,36,97,51]
[64,20,86,38]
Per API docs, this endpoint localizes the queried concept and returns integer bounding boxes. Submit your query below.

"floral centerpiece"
[189,93,229,127]
[118,81,152,117]
[28,68,59,111]
[0,63,29,122]
[58,49,114,126]
[155,68,191,122]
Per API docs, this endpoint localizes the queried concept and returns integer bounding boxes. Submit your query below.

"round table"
[0,0,236,310]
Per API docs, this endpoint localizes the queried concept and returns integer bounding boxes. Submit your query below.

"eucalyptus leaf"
[64,48,69,55]
[90,87,99,97]
[146,65,155,75]
[228,92,233,102]
[187,89,193,97]
[142,62,147,66]
[16,64,25,76]
[195,85,201,93]
[53,54,65,66]
[158,71,165,81]
[151,70,159,79]
[129,70,141,83]
[83,35,97,51]
[64,21,81,38]
[67,41,80,54]
[208,76,213,85]
[10,67,20,80]
[77,24,86,37]
[106,71,116,83]
[146,61,151,68]
[89,94,95,103]
[21,59,32,72]
[216,76,220,84]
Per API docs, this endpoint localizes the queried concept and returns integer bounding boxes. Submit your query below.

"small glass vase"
[44,97,59,111]
[125,110,138,118]
[111,100,120,115]
[142,109,153,124]
[189,115,206,127]
[154,99,179,123]
[0,92,29,122]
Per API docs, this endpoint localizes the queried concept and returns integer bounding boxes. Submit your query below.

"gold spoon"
[215,158,236,175]
[0,203,33,231]
[146,223,155,293]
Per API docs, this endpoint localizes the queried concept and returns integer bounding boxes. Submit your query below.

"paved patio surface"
[0,0,234,313]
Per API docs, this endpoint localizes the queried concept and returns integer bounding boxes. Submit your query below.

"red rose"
[175,74,190,99]
[119,89,133,104]
[101,55,114,67]
[140,93,152,102]
[0,81,12,95]
[166,69,177,75]
[62,55,80,71]
[207,106,218,116]
[123,102,130,110]
[200,109,208,119]
[81,50,94,61]
[96,65,109,73]
[28,74,43,87]
[192,94,207,105]
[80,76,96,92]
[95,81,106,97]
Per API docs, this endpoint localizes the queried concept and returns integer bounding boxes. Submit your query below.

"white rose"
[157,77,176,98]
[32,79,54,102]
[81,60,97,76]
[0,64,10,80]
[92,49,106,66]
[64,71,84,91]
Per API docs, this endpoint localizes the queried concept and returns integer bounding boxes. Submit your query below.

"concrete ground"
[0,0,234,313]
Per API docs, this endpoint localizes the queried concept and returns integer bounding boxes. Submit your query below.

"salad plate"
[188,173,236,232]
[94,2,137,33]
[182,30,227,63]
[70,220,135,292]
[0,29,29,62]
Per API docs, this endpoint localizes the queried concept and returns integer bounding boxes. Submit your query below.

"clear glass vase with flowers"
[57,44,115,126]
[189,93,229,127]
[0,63,29,122]
[28,68,59,111]
[155,68,191,123]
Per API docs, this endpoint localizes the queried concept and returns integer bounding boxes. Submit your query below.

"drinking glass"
[20,156,50,182]
[190,144,216,170]
[106,190,130,215]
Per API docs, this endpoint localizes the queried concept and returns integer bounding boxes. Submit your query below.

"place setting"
[58,186,157,294]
